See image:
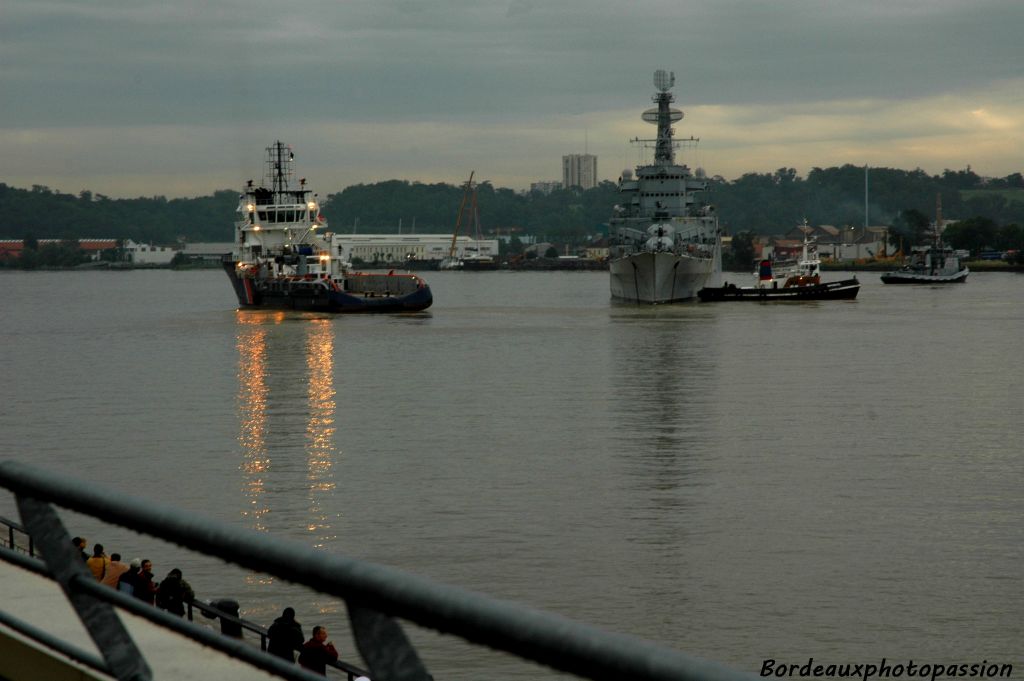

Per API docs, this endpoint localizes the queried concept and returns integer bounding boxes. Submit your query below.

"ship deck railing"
[1,461,753,681]
[344,273,425,297]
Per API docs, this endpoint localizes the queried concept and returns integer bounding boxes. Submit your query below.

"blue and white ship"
[223,142,432,312]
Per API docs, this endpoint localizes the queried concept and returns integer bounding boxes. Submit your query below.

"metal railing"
[0,514,359,675]
[0,460,753,681]
[1,514,34,556]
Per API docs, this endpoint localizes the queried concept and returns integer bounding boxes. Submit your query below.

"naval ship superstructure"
[608,70,721,303]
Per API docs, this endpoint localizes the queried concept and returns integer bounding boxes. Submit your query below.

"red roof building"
[0,239,118,260]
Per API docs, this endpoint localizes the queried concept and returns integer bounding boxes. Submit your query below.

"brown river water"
[1,268,1021,679]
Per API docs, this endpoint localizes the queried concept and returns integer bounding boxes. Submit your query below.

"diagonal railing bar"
[0,543,364,681]
[348,603,431,681]
[16,494,153,681]
[0,544,108,671]
[0,461,755,681]
[0,540,366,679]
[0,607,110,675]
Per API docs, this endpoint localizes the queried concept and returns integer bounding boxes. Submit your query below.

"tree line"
[2,165,1021,261]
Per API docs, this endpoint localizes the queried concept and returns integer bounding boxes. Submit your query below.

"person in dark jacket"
[133,559,158,605]
[72,537,89,561]
[118,558,141,596]
[298,626,338,675]
[267,607,304,662]
[155,568,194,617]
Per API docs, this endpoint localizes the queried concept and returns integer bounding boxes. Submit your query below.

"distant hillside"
[959,188,1024,205]
[1,165,1021,245]
[0,184,239,243]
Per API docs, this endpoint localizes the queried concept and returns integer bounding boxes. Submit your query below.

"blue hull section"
[223,261,433,313]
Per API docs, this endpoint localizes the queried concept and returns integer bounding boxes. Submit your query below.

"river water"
[1,268,1021,679]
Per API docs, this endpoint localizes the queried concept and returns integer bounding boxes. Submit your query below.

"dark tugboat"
[698,230,859,302]
[881,196,968,285]
[223,142,432,312]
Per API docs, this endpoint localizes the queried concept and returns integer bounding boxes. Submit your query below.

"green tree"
[724,231,755,271]
[943,217,998,255]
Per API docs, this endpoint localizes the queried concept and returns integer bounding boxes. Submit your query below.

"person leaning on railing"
[101,553,130,588]
[85,543,109,581]
[298,626,339,675]
[267,607,304,662]
[134,558,158,604]
[156,568,195,617]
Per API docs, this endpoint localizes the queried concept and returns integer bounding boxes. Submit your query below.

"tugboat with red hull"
[223,142,432,312]
[698,229,859,302]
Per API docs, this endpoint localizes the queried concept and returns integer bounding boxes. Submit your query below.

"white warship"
[608,70,722,303]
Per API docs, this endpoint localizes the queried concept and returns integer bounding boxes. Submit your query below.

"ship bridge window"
[257,209,302,223]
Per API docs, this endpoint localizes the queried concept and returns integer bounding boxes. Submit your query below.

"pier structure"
[1,461,753,681]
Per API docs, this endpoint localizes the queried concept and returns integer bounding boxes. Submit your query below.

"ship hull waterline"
[880,269,969,284]
[223,261,433,313]
[609,251,717,303]
[697,278,860,302]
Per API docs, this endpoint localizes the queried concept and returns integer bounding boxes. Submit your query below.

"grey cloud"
[2,0,1022,196]
[506,0,533,18]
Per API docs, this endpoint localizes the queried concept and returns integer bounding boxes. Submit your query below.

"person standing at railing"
[118,558,141,595]
[134,558,158,605]
[267,607,305,662]
[102,553,130,589]
[72,536,89,561]
[85,543,109,581]
[156,568,195,617]
[298,626,339,675]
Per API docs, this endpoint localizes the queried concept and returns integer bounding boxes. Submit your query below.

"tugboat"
[223,142,432,312]
[881,197,968,284]
[698,228,859,301]
[608,69,722,303]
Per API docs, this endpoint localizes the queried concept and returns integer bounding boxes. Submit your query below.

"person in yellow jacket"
[85,543,109,581]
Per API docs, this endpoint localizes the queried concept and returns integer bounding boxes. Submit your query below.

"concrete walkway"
[0,558,280,681]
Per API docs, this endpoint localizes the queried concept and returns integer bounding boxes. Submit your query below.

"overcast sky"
[3,0,1022,198]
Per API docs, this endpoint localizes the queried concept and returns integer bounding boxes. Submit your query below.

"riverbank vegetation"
[2,165,1021,262]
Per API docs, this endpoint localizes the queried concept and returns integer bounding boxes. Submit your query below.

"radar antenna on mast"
[632,69,689,165]
[654,69,674,92]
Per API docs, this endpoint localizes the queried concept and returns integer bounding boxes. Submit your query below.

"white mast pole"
[864,165,869,230]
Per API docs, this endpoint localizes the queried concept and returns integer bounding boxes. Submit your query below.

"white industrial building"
[329,234,499,265]
[123,240,179,265]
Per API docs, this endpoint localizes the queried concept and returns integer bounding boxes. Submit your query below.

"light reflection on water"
[304,318,338,548]
[235,311,340,550]
[236,310,274,532]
